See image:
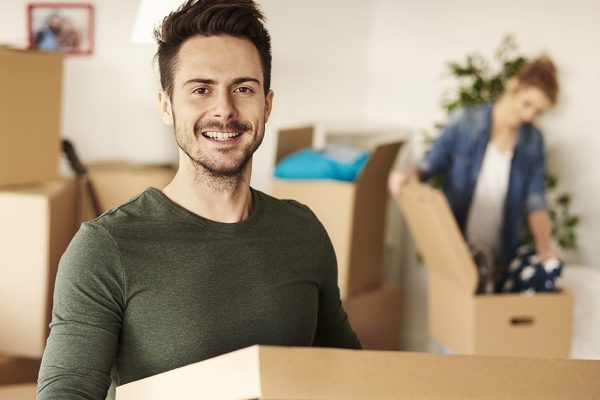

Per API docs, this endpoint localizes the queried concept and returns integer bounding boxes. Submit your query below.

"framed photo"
[27,3,94,56]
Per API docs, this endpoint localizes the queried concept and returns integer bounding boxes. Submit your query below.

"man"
[37,1,361,398]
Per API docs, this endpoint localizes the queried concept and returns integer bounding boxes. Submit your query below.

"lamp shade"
[130,0,184,44]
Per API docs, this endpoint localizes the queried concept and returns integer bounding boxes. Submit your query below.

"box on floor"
[396,183,571,358]
[271,126,402,299]
[0,48,62,186]
[344,283,402,350]
[0,179,78,358]
[85,162,176,215]
[117,345,600,399]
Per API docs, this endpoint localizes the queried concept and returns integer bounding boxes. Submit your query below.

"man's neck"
[162,158,254,224]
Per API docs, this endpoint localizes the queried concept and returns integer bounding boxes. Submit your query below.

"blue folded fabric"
[273,144,369,182]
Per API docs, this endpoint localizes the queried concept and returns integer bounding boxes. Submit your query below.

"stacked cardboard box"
[0,180,79,358]
[0,49,69,389]
[0,48,62,186]
[397,183,572,358]
[271,126,403,350]
[116,345,600,399]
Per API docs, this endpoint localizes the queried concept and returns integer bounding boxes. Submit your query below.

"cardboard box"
[0,383,37,400]
[86,162,176,213]
[0,179,78,358]
[271,126,402,298]
[0,356,40,386]
[117,345,600,399]
[0,49,63,186]
[344,283,402,350]
[396,183,572,358]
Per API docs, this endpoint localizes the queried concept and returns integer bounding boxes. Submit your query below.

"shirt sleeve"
[312,226,362,350]
[525,134,548,213]
[418,111,462,181]
[37,222,125,400]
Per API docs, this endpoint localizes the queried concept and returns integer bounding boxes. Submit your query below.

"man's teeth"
[204,131,241,141]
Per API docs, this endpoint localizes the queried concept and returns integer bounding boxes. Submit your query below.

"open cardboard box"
[117,345,600,399]
[0,48,62,186]
[396,183,571,358]
[344,283,402,350]
[0,179,78,358]
[85,162,176,214]
[271,126,402,299]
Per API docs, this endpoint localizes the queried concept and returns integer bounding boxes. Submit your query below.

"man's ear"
[264,89,274,123]
[158,90,174,126]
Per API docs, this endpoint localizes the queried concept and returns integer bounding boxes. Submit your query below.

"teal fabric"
[37,188,360,399]
[273,146,369,182]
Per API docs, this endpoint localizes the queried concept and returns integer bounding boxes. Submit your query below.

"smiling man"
[36,1,360,399]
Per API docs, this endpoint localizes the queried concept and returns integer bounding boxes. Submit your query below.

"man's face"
[159,35,273,177]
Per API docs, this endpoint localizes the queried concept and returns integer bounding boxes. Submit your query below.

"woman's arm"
[528,209,560,261]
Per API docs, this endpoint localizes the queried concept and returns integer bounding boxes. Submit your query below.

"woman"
[389,56,560,290]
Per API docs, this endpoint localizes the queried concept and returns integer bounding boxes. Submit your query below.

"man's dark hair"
[154,0,272,97]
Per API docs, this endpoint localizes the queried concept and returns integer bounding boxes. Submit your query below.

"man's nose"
[211,91,238,121]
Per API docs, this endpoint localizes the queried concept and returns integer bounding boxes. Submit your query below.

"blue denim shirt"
[418,104,548,268]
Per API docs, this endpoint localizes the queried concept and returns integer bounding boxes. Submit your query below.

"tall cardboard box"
[344,283,402,350]
[86,162,176,213]
[0,49,63,186]
[396,184,572,358]
[0,179,78,358]
[271,126,402,299]
[117,345,600,399]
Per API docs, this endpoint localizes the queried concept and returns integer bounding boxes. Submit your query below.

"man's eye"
[235,87,253,94]
[193,87,209,95]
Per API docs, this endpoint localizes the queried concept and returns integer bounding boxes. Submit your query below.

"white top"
[466,142,513,255]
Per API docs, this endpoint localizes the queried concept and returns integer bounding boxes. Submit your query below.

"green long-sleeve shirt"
[37,188,360,399]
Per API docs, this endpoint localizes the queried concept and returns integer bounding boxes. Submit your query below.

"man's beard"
[173,117,264,191]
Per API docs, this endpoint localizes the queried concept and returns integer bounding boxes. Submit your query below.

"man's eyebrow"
[182,77,261,86]
[231,77,261,85]
[183,78,216,86]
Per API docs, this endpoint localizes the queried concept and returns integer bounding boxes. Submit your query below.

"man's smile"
[201,131,243,141]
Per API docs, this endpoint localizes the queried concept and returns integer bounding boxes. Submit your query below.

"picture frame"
[27,3,95,56]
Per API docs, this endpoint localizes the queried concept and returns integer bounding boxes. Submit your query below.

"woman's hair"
[514,55,559,104]
[154,0,271,98]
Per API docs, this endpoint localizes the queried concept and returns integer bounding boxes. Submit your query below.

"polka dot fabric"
[501,246,564,293]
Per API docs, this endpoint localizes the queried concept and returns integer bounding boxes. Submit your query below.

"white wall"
[0,0,371,190]
[0,0,179,164]
[366,0,600,269]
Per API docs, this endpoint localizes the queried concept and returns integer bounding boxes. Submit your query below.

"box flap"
[274,126,314,163]
[118,345,600,399]
[396,183,478,294]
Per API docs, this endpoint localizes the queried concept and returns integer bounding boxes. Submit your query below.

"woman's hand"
[388,168,420,198]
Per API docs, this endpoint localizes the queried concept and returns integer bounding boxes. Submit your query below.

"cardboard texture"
[0,383,37,400]
[0,49,63,186]
[344,283,402,350]
[0,356,40,386]
[0,179,78,358]
[117,345,600,399]
[397,184,572,358]
[271,126,402,298]
[86,162,176,213]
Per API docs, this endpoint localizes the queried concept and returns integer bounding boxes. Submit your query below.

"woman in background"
[389,56,560,291]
